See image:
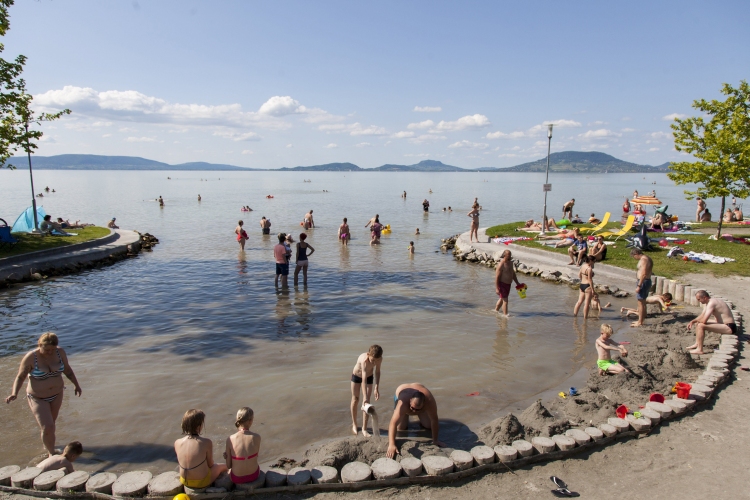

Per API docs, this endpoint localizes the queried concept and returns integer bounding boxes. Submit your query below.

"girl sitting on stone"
[175,409,227,489]
[225,407,261,485]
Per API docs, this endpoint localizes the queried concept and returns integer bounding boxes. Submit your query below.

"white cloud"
[326,143,338,149]
[125,136,158,142]
[286,144,293,148]
[578,129,621,139]
[119,127,136,132]
[413,106,442,112]
[650,131,671,139]
[498,153,520,158]
[486,130,526,139]
[257,96,305,116]
[528,119,582,133]
[242,149,254,155]
[407,120,434,130]
[318,122,388,136]
[102,133,112,138]
[409,134,447,144]
[448,140,489,150]
[649,147,659,152]
[590,121,607,125]
[212,130,262,142]
[662,113,686,121]
[434,114,491,131]
[392,131,415,138]
[356,142,372,148]
[622,128,636,133]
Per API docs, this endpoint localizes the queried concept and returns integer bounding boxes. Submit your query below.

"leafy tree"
[0,0,69,170]
[668,81,750,239]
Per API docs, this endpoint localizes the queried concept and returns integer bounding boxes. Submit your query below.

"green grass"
[486,221,750,279]
[0,226,111,258]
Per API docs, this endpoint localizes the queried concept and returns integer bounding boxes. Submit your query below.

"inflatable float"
[266,195,274,199]
[631,196,662,205]
[381,224,392,234]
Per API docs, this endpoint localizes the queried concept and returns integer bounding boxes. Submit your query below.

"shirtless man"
[696,197,706,222]
[338,217,351,245]
[387,383,445,458]
[630,248,653,327]
[687,291,736,354]
[562,198,575,220]
[422,199,430,212]
[467,205,480,242]
[350,345,383,436]
[303,210,315,230]
[260,216,271,235]
[494,250,521,316]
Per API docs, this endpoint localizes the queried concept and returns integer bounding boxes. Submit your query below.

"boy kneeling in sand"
[37,441,83,473]
[596,324,632,375]
[621,292,672,317]
[350,345,383,436]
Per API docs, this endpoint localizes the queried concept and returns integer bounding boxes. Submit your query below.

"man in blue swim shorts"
[630,248,653,327]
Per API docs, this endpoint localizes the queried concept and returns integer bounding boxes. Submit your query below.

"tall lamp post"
[540,123,553,235]
[25,120,41,232]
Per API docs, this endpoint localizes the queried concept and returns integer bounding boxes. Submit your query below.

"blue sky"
[5,1,749,169]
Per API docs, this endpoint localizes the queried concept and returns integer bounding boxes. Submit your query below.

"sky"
[4,1,749,169]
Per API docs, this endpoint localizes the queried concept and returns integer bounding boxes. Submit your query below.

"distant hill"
[279,162,362,171]
[6,154,257,171]
[481,151,670,173]
[373,160,466,172]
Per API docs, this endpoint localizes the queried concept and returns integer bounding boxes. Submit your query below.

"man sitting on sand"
[37,441,82,473]
[350,345,383,437]
[686,291,736,354]
[387,383,445,458]
[596,324,632,375]
[567,235,588,266]
[621,292,672,317]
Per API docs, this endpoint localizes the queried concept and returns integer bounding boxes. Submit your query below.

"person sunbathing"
[40,215,69,235]
[587,213,600,225]
[621,292,673,316]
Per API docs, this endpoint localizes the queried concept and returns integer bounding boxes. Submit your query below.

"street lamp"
[25,120,41,233]
[540,123,553,235]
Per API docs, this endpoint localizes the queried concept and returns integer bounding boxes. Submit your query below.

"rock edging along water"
[0,231,158,286]
[0,324,742,498]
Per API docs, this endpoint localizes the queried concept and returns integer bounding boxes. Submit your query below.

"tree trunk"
[716,196,725,239]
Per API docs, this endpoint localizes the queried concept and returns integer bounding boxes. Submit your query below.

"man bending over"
[387,383,445,458]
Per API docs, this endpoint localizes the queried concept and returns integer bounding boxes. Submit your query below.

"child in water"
[595,324,632,376]
[37,441,83,473]
[591,294,611,313]
[415,228,420,235]
[408,242,415,254]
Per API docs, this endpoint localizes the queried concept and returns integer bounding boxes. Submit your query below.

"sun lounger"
[598,215,635,241]
[580,212,611,234]
[0,218,19,249]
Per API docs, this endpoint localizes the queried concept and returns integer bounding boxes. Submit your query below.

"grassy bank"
[0,226,111,258]
[485,221,750,279]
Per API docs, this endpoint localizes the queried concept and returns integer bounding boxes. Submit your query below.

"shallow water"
[0,170,695,470]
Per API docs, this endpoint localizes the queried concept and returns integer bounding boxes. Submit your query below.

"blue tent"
[12,206,46,233]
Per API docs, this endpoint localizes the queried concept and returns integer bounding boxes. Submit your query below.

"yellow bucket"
[517,286,527,299]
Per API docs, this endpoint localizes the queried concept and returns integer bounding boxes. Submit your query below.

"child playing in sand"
[350,345,383,437]
[408,241,415,254]
[591,294,611,313]
[621,292,672,317]
[36,441,83,473]
[596,324,631,375]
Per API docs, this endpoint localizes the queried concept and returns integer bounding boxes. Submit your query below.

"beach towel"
[493,236,532,245]
[684,251,735,264]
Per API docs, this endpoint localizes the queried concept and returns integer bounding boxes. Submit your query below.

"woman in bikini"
[467,204,480,242]
[294,233,315,286]
[235,220,248,250]
[5,332,82,457]
[175,409,227,489]
[225,407,261,485]
[370,216,383,246]
[573,255,596,319]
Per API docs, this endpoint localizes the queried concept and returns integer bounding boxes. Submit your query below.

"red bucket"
[675,382,692,399]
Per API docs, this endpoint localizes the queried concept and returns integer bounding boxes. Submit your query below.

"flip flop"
[552,488,581,497]
[550,477,567,489]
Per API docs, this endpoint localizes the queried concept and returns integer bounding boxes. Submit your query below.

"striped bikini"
[27,350,65,403]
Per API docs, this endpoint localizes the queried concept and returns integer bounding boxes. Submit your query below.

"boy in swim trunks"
[37,441,82,473]
[596,324,631,375]
[338,218,350,245]
[350,345,383,437]
[494,250,521,316]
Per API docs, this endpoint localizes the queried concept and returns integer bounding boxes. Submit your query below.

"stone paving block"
[213,472,234,491]
[371,458,402,480]
[551,435,576,451]
[112,470,152,498]
[599,423,618,437]
[607,418,630,433]
[0,466,21,487]
[398,457,423,477]
[421,455,454,476]
[311,466,339,484]
[147,472,182,497]
[11,468,42,489]
[584,427,604,440]
[57,470,90,493]
[566,429,591,445]
[235,471,265,491]
[470,445,495,465]
[646,401,674,419]
[205,487,226,493]
[341,462,372,483]
[33,469,66,491]
[531,437,555,454]
[511,440,534,457]
[639,407,661,425]
[182,485,207,495]
[625,415,651,432]
[264,468,287,487]
[449,450,474,471]
[286,467,311,486]
[86,472,117,494]
[673,394,699,407]
[494,445,518,463]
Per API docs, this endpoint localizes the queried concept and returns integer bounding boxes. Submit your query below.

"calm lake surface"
[0,169,702,471]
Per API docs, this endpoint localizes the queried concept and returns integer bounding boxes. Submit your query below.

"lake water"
[0,169,703,471]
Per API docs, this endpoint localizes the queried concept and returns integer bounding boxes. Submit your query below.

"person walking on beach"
[294,233,315,286]
[596,324,631,376]
[494,250,521,316]
[573,255,596,319]
[260,217,271,235]
[422,199,430,212]
[235,221,248,250]
[274,233,290,288]
[467,204,480,242]
[696,197,706,222]
[338,218,351,245]
[5,332,82,457]
[630,248,653,327]
[350,345,383,437]
[303,210,315,230]
[686,291,736,354]
[387,383,445,458]
[562,199,575,220]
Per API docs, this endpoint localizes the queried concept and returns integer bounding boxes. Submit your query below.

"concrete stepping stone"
[470,445,495,465]
[33,469,66,491]
[696,377,716,388]
[449,450,474,471]
[599,423,617,437]
[11,468,42,488]
[702,371,724,383]
[112,470,152,497]
[584,427,604,441]
[639,407,661,425]
[341,462,372,483]
[665,399,687,414]
[531,437,555,454]
[147,472,183,496]
[712,353,733,362]
[213,472,234,491]
[552,435,576,451]
[421,455,454,476]
[0,466,21,486]
[286,467,311,486]
[399,457,423,477]
[264,468,287,487]
[691,384,712,396]
[182,485,207,495]
[708,360,729,371]
[607,418,630,433]
[721,334,737,341]
[371,458,402,479]
[311,466,338,484]
[511,439,534,457]
[565,429,591,446]
[673,394,699,406]
[494,445,518,463]
[235,471,265,491]
[205,487,227,493]
[86,472,117,493]
[646,401,674,419]
[626,415,651,432]
[57,470,90,493]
